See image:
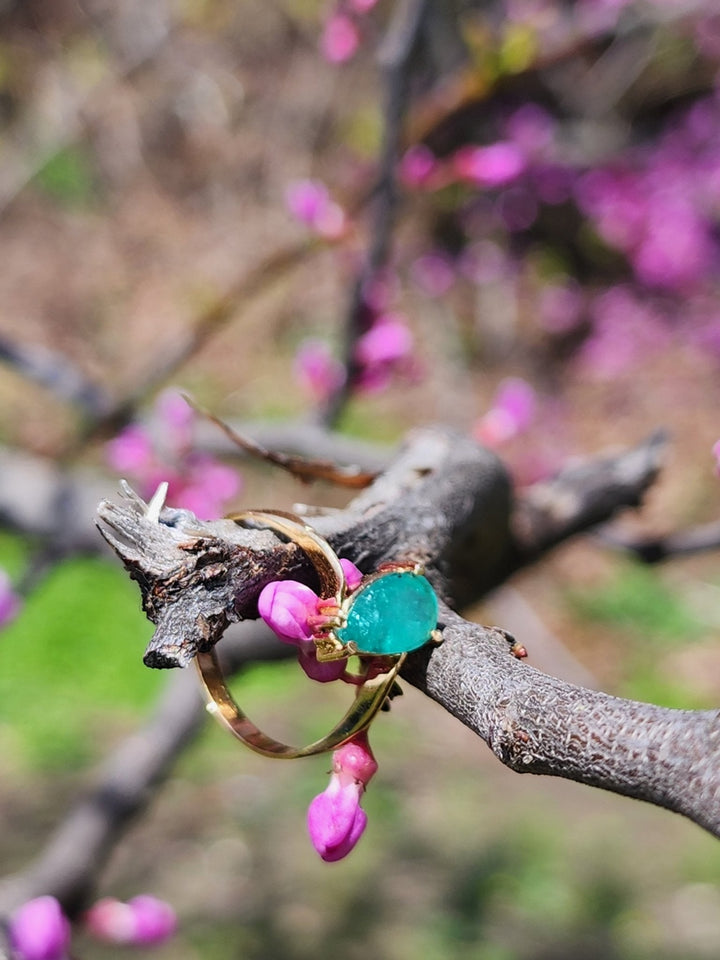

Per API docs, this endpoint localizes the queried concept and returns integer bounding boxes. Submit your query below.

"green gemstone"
[336,571,438,656]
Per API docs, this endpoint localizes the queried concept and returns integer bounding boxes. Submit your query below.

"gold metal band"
[195,509,403,759]
[196,649,403,758]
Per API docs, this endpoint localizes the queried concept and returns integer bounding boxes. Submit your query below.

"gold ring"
[195,511,408,759]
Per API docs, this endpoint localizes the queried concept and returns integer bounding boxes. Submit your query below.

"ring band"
[195,510,404,759]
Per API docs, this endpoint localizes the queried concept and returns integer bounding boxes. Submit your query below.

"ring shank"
[196,650,403,758]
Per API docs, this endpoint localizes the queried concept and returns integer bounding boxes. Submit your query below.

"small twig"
[186,397,378,488]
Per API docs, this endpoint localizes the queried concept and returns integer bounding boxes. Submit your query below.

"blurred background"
[2,0,720,957]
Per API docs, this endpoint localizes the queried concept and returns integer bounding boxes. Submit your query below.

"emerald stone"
[335,571,438,656]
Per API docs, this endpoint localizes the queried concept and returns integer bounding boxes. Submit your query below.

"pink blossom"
[348,0,378,11]
[105,390,241,519]
[85,896,176,946]
[285,179,346,238]
[9,896,71,960]
[320,11,360,63]
[538,281,584,333]
[0,569,21,627]
[106,424,154,474]
[398,145,438,188]
[410,253,455,297]
[474,378,536,446]
[354,314,415,392]
[453,142,526,187]
[293,339,346,400]
[505,104,555,158]
[307,732,377,861]
[355,314,413,368]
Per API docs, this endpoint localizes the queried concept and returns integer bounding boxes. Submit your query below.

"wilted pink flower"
[0,569,21,627]
[85,896,176,946]
[453,142,526,187]
[398,145,438,188]
[307,731,377,861]
[293,339,346,400]
[320,11,360,63]
[474,377,536,446]
[9,896,71,960]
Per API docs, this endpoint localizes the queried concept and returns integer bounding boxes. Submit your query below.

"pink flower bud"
[9,896,71,960]
[307,732,377,861]
[340,558,363,591]
[85,895,176,946]
[307,778,367,862]
[258,580,320,643]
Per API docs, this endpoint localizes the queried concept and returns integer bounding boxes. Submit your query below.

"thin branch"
[319,0,429,426]
[595,520,720,563]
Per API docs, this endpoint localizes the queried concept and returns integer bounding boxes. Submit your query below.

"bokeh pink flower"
[9,896,70,960]
[105,389,241,519]
[85,895,176,946]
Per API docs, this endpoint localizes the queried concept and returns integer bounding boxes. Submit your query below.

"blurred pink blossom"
[105,390,241,519]
[474,378,537,446]
[85,896,176,946]
[398,145,438,188]
[9,896,71,960]
[320,11,360,63]
[285,179,347,238]
[354,313,415,391]
[0,569,21,627]
[293,339,346,400]
[505,104,555,158]
[713,439,720,475]
[410,253,455,297]
[453,142,526,187]
[307,731,377,861]
[578,286,671,378]
[538,281,584,333]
